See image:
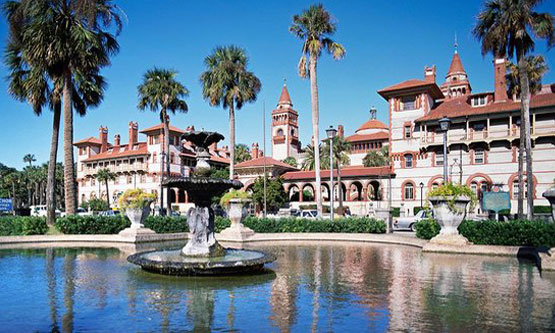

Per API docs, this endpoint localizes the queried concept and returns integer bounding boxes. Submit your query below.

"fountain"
[127,131,275,275]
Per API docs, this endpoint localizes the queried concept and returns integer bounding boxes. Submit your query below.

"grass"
[46,225,63,235]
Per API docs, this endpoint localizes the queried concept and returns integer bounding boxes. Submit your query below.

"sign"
[0,198,13,212]
[482,191,511,213]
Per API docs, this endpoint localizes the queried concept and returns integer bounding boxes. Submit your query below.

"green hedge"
[0,216,48,236]
[242,216,386,233]
[533,205,552,214]
[415,219,555,248]
[55,215,188,234]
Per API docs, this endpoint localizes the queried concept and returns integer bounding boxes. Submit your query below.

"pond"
[0,241,554,332]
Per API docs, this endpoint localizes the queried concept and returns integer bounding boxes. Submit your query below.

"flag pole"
[263,100,267,218]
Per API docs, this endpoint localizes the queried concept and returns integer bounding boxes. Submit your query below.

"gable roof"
[82,142,148,162]
[74,137,103,146]
[140,123,186,135]
[378,79,444,99]
[346,132,389,143]
[235,156,298,170]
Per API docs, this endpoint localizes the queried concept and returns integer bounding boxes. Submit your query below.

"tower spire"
[454,33,458,54]
[369,106,377,120]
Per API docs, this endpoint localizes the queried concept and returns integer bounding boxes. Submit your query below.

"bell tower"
[440,35,472,99]
[271,81,300,161]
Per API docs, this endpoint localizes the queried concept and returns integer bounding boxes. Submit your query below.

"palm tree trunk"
[309,54,322,217]
[63,69,77,215]
[337,162,343,215]
[519,57,534,220]
[105,181,110,207]
[229,103,236,180]
[163,110,171,214]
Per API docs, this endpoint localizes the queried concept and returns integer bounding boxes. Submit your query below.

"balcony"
[81,163,148,176]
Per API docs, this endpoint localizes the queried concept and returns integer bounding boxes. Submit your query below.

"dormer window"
[472,95,487,107]
[401,96,416,111]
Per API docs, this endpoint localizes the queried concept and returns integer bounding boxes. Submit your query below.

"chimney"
[128,121,138,149]
[114,134,121,146]
[338,125,344,138]
[99,126,108,153]
[424,65,436,83]
[493,57,508,103]
[251,143,259,159]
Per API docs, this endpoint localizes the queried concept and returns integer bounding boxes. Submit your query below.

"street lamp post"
[326,126,337,221]
[419,182,424,209]
[439,117,451,184]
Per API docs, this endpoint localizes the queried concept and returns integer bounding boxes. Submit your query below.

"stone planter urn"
[219,199,255,241]
[118,203,155,239]
[428,196,471,246]
[543,189,555,222]
[540,189,555,271]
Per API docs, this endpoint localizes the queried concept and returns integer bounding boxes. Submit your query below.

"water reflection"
[0,243,553,332]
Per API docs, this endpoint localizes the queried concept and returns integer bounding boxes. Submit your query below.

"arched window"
[404,154,413,168]
[403,182,415,200]
[277,129,284,136]
[153,152,157,163]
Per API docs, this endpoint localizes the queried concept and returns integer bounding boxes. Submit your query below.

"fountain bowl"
[128,248,276,276]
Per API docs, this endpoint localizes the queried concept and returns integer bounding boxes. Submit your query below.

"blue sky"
[0,0,554,169]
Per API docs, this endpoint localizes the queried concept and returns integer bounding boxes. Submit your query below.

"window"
[402,96,416,110]
[404,154,413,168]
[471,182,478,197]
[153,152,157,163]
[114,176,119,185]
[276,129,284,136]
[474,148,484,164]
[435,152,444,166]
[140,175,146,183]
[91,178,95,186]
[170,152,175,164]
[472,95,487,107]
[127,175,132,184]
[404,125,411,139]
[404,183,415,200]
[513,180,529,198]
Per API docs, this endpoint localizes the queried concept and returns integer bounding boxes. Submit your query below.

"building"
[74,122,229,211]
[382,46,555,216]
[272,83,301,161]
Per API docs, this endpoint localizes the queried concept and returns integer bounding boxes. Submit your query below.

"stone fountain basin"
[128,248,276,276]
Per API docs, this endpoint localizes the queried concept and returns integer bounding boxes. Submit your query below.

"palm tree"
[4,0,122,216]
[473,0,554,220]
[23,154,36,167]
[95,168,116,207]
[363,146,390,167]
[234,144,252,163]
[200,46,261,180]
[322,136,350,214]
[290,4,346,216]
[4,0,115,220]
[283,156,298,168]
[506,55,549,98]
[301,144,321,171]
[138,68,189,214]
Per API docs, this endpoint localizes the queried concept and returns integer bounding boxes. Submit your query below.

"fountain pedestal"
[118,206,156,242]
[182,206,225,257]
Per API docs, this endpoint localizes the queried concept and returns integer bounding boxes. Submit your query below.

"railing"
[420,125,555,145]
[81,163,148,176]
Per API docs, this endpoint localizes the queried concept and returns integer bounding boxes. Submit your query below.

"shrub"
[86,198,110,212]
[414,206,423,215]
[118,189,156,210]
[241,216,386,234]
[215,216,231,232]
[392,207,400,218]
[414,219,440,240]
[458,219,555,248]
[0,216,48,236]
[415,219,555,248]
[144,216,188,233]
[220,190,250,207]
[56,215,129,234]
[533,205,552,214]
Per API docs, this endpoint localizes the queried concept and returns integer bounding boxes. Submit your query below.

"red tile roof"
[356,119,388,132]
[282,166,392,181]
[447,52,466,75]
[235,156,298,170]
[345,132,389,142]
[279,84,292,105]
[139,123,186,134]
[74,137,103,146]
[82,142,148,162]
[417,92,555,122]
[378,79,444,99]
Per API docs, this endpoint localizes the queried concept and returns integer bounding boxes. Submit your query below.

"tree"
[4,0,123,216]
[301,144,321,171]
[138,68,189,214]
[506,55,549,98]
[23,154,36,167]
[290,4,345,217]
[200,46,261,180]
[322,136,350,215]
[252,176,287,213]
[95,168,116,207]
[363,146,390,167]
[473,0,554,219]
[234,144,251,163]
[283,156,298,168]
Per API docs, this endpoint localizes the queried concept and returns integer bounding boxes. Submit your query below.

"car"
[299,210,318,219]
[31,205,61,217]
[98,210,120,217]
[394,209,432,231]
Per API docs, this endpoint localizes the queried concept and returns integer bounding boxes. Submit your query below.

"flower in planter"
[426,183,477,213]
[118,189,157,211]
[219,189,251,207]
